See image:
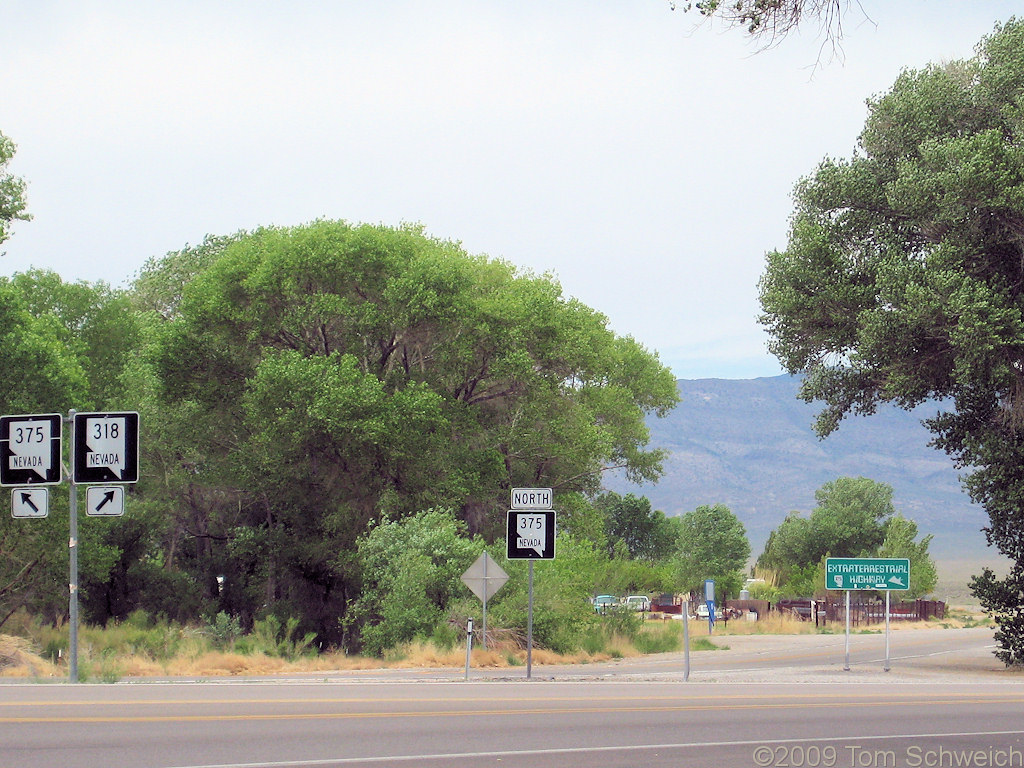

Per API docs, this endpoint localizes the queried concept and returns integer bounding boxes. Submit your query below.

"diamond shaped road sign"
[461,552,509,602]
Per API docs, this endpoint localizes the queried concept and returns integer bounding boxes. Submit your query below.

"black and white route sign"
[506,510,556,560]
[86,486,125,517]
[72,412,139,484]
[12,488,49,518]
[0,414,63,486]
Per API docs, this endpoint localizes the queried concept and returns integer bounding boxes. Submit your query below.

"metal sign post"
[69,472,79,684]
[527,561,534,679]
[844,589,851,672]
[828,558,909,672]
[65,409,81,683]
[884,591,891,672]
[704,579,716,633]
[461,552,509,651]
[506,495,556,681]
[682,598,691,682]
[482,556,490,649]
[464,618,474,681]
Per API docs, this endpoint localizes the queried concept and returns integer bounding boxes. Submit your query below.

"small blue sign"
[704,579,716,630]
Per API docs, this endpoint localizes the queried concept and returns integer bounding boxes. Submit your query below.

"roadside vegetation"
[0,607,720,682]
[3,603,991,683]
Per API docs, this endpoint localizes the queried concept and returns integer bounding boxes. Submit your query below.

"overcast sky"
[2,1,1020,379]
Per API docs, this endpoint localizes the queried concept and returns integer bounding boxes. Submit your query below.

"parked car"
[592,595,618,614]
[623,595,651,612]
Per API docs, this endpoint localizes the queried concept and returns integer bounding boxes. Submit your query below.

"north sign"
[510,487,552,510]
[826,557,910,591]
[0,414,63,486]
[72,412,139,484]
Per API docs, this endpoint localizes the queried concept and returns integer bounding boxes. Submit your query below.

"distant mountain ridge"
[609,375,990,560]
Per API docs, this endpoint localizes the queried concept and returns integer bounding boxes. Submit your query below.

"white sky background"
[1,1,1020,379]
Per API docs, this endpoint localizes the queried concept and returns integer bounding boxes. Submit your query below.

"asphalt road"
[279,626,1005,683]
[1,627,1021,768]
[533,625,1008,682]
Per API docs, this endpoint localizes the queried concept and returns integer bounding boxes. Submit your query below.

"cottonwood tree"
[597,492,678,562]
[878,514,938,599]
[758,477,893,573]
[759,20,1024,664]
[150,220,678,645]
[758,478,936,597]
[673,504,750,598]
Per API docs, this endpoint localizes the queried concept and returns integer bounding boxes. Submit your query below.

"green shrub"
[691,637,722,651]
[633,623,682,654]
[429,622,460,652]
[580,625,607,655]
[348,509,478,656]
[239,615,317,660]
[599,607,642,640]
[205,611,242,650]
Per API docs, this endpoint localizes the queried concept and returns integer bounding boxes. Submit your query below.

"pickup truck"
[623,595,651,611]
[592,595,618,613]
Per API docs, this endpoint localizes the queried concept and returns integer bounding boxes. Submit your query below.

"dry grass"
[698,612,816,636]
[122,649,412,677]
[0,605,993,680]
[0,635,61,678]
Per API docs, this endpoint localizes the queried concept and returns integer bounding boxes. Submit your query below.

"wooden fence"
[772,598,945,626]
[651,595,945,625]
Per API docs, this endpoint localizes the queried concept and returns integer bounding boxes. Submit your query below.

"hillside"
[609,375,994,561]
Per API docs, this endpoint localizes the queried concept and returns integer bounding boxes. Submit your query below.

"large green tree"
[148,220,678,645]
[10,270,141,409]
[759,19,1024,664]
[0,273,137,628]
[597,491,679,562]
[758,477,894,572]
[673,504,750,598]
[878,514,938,599]
[758,477,936,596]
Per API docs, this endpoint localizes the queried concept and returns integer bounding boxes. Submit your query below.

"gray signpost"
[2,409,140,683]
[461,552,509,651]
[826,557,910,672]
[507,489,556,679]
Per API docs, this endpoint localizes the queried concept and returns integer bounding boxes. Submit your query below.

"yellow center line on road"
[2,695,1023,724]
